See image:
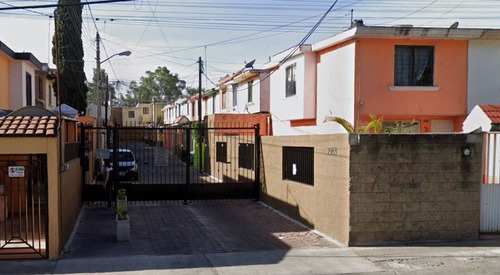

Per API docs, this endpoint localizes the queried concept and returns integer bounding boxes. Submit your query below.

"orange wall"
[356,38,468,119]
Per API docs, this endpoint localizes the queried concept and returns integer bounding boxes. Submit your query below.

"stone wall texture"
[349,133,483,245]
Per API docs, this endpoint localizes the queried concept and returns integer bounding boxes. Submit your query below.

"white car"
[108,149,138,181]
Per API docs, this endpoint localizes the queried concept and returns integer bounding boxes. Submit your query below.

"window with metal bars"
[285,64,296,97]
[239,143,254,170]
[394,45,434,86]
[216,142,228,163]
[282,146,314,186]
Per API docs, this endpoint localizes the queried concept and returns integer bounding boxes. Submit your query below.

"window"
[239,143,255,170]
[48,85,52,105]
[128,111,135,118]
[26,72,32,105]
[143,107,149,114]
[247,81,253,103]
[282,146,314,186]
[191,102,195,117]
[394,46,434,86]
[186,103,189,115]
[222,91,227,110]
[285,64,296,97]
[216,142,227,163]
[37,77,44,100]
[212,94,216,114]
[383,120,420,133]
[232,84,238,107]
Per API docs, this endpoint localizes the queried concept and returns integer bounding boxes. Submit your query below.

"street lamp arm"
[100,50,132,64]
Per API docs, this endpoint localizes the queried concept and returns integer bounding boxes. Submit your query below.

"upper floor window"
[222,91,227,110]
[37,77,44,100]
[26,72,32,105]
[394,46,434,86]
[212,94,216,114]
[247,81,253,103]
[128,111,135,118]
[232,84,238,107]
[143,107,149,114]
[286,64,296,97]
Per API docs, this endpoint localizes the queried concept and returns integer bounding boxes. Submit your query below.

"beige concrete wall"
[0,55,8,110]
[349,133,483,245]
[60,158,82,256]
[260,134,351,245]
[206,132,256,182]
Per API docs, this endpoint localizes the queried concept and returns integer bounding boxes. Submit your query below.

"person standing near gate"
[104,160,114,208]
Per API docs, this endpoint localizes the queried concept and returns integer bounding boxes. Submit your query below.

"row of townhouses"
[162,21,500,135]
[3,21,500,135]
[0,41,57,115]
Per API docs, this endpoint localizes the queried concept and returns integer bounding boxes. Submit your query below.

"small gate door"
[480,133,500,232]
[0,155,48,259]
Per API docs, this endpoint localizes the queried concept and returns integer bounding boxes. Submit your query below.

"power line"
[0,0,133,11]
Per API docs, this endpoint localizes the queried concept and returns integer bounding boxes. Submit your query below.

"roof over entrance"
[0,115,58,136]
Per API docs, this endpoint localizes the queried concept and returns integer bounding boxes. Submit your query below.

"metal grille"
[0,155,48,259]
[282,146,314,186]
[82,123,260,203]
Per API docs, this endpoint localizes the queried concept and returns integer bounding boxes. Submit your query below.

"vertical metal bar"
[185,128,191,204]
[493,134,497,184]
[255,124,261,201]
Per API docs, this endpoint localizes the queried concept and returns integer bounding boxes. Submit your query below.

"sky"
[1,0,500,94]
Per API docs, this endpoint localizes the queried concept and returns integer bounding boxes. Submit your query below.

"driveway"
[64,201,339,258]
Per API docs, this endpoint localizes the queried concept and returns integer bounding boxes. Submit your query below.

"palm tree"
[324,114,384,133]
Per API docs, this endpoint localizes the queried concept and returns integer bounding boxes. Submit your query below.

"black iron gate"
[82,123,260,203]
[0,155,48,259]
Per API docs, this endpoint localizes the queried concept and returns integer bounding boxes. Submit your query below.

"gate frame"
[81,123,261,203]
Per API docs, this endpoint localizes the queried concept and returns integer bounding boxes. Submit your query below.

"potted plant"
[116,188,130,241]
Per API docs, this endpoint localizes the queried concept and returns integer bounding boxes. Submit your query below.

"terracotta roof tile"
[0,115,59,137]
[480,105,500,124]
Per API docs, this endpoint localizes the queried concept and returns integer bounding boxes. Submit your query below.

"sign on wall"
[8,166,25,177]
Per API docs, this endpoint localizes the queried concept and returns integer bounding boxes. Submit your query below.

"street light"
[96,39,131,130]
[96,31,131,152]
[101,50,132,64]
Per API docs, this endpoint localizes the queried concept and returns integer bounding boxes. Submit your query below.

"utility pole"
[197,57,203,170]
[198,57,202,124]
[96,32,101,129]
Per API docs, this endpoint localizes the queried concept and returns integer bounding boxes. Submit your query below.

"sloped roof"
[0,116,58,137]
[479,105,500,124]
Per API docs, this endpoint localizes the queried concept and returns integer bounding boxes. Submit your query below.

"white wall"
[468,40,500,113]
[315,43,356,134]
[463,105,491,132]
[8,61,23,109]
[270,54,306,135]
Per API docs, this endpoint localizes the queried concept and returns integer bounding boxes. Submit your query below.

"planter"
[116,214,130,242]
[116,194,129,241]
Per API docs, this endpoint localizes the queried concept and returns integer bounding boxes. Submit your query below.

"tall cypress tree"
[52,0,88,114]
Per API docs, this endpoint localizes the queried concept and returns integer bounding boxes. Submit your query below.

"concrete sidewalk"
[2,202,500,274]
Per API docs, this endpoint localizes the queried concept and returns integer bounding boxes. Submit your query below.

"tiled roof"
[0,116,58,137]
[480,105,500,124]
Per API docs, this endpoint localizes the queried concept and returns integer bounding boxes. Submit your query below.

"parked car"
[107,149,138,181]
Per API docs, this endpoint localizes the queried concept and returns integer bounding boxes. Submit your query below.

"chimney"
[350,19,364,29]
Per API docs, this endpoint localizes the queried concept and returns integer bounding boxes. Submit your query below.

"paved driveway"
[65,201,339,258]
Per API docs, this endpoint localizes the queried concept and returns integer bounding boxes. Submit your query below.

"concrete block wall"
[260,134,351,245]
[349,133,483,245]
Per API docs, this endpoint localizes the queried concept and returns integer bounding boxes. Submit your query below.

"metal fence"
[82,122,260,203]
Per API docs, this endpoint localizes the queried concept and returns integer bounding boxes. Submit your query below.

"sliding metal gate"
[0,155,48,259]
[82,123,260,203]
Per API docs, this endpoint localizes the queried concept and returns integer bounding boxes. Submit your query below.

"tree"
[87,68,115,106]
[125,66,186,105]
[324,114,384,133]
[52,0,88,114]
